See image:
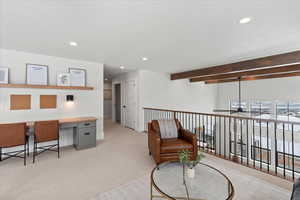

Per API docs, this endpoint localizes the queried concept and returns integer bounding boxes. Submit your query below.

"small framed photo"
[69,68,86,87]
[26,64,48,85]
[0,68,9,84]
[57,73,71,86]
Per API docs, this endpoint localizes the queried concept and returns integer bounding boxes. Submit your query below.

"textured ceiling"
[1,0,300,73]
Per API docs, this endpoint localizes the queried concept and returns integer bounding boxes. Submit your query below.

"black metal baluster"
[267,122,270,173]
[191,113,196,133]
[198,114,201,150]
[229,117,232,160]
[219,116,222,156]
[234,118,237,161]
[206,115,209,152]
[275,122,278,175]
[259,119,262,171]
[224,117,226,158]
[292,124,295,180]
[240,119,243,164]
[283,123,286,178]
[246,119,249,166]
[210,116,213,152]
[214,116,217,154]
[202,115,205,150]
[252,119,255,168]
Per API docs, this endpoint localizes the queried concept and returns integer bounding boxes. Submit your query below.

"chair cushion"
[161,138,193,153]
[158,119,178,139]
[151,120,181,135]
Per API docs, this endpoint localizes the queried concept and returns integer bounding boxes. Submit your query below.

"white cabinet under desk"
[27,117,97,150]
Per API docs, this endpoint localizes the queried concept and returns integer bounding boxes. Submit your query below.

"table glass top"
[152,162,234,200]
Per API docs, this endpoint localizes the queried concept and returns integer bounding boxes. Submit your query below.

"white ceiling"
[1,0,300,74]
[104,65,132,79]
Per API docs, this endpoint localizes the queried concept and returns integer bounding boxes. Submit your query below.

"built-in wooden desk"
[26,117,98,150]
[26,117,97,127]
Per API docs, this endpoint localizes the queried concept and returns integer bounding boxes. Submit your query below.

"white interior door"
[124,79,137,130]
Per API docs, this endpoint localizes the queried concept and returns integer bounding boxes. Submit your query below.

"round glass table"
[151,162,234,200]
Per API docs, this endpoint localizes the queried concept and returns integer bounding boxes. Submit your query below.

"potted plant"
[179,150,205,178]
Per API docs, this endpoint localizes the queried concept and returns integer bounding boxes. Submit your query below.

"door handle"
[84,132,90,136]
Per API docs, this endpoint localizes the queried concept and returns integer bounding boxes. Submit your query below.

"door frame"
[112,81,122,124]
[112,78,138,131]
[123,79,138,130]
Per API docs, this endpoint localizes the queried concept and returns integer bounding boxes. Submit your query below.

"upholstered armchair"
[148,119,197,165]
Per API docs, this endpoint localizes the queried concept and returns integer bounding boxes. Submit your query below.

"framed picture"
[26,64,48,85]
[0,68,9,84]
[69,68,86,87]
[57,73,71,86]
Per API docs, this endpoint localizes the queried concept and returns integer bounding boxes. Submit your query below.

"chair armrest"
[180,129,198,159]
[181,129,196,144]
[148,127,161,157]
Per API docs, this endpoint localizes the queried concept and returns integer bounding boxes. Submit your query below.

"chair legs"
[33,138,36,164]
[24,144,26,166]
[58,138,60,159]
[0,146,26,166]
[33,138,60,163]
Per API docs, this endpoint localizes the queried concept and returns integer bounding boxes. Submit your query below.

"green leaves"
[179,150,205,169]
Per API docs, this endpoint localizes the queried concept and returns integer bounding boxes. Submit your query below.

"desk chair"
[0,123,27,165]
[33,120,60,163]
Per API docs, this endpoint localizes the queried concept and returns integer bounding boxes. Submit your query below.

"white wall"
[0,49,104,149]
[112,70,217,132]
[216,76,300,109]
[139,70,217,131]
[104,81,112,118]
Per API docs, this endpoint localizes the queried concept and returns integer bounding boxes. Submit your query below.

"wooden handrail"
[143,107,300,125]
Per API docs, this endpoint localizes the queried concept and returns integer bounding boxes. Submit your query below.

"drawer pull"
[84,132,90,136]
[84,123,90,126]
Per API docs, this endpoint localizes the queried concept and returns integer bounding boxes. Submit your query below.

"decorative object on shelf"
[69,68,86,87]
[26,64,48,85]
[66,95,74,102]
[0,67,9,84]
[57,73,71,86]
[179,150,205,178]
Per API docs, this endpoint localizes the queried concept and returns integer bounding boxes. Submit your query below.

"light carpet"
[91,157,291,200]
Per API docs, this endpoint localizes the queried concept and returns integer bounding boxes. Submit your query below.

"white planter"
[187,168,195,178]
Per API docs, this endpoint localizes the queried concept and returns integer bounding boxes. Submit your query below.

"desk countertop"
[24,117,97,127]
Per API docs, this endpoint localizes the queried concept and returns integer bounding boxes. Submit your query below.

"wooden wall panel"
[10,95,31,110]
[40,95,57,109]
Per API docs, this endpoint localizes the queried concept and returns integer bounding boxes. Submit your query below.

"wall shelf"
[0,84,93,90]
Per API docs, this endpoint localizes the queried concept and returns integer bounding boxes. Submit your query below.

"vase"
[187,167,195,178]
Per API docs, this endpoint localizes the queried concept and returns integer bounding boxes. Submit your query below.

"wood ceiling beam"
[205,71,300,84]
[190,64,300,82]
[171,50,300,80]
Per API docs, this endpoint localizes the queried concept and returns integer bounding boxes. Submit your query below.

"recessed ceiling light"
[120,66,125,69]
[142,57,148,61]
[69,41,78,46]
[239,17,252,24]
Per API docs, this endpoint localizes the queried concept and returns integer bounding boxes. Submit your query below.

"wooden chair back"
[34,120,59,143]
[0,123,27,147]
